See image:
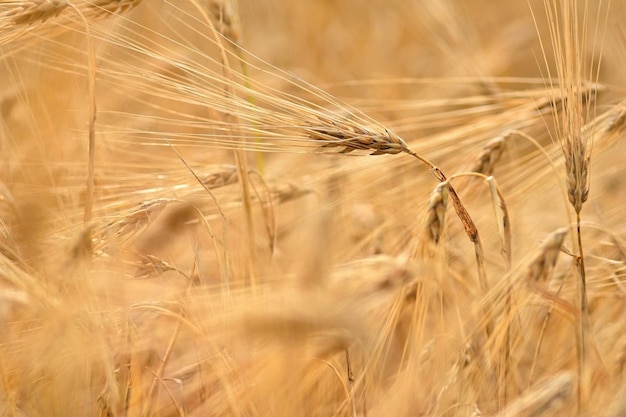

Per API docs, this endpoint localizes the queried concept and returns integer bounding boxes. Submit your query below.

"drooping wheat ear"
[527,228,568,283]
[486,177,511,267]
[205,0,241,43]
[86,0,143,16]
[601,100,626,136]
[94,198,171,249]
[582,99,626,145]
[424,182,449,245]
[495,373,573,417]
[469,131,511,176]
[267,181,313,204]
[133,253,188,280]
[306,115,410,156]
[428,168,480,244]
[4,0,68,26]
[199,164,239,189]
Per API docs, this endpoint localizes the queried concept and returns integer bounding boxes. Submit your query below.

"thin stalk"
[575,210,589,414]
[67,3,97,244]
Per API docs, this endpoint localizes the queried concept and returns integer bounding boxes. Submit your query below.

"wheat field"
[0,1,625,416]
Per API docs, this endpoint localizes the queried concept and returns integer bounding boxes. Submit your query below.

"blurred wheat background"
[0,1,625,416]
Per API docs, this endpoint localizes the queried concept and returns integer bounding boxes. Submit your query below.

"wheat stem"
[61,2,97,253]
[141,312,183,417]
[198,1,258,291]
[575,210,589,412]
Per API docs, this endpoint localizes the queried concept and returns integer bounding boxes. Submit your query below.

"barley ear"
[563,132,590,214]
[7,0,68,26]
[470,132,511,176]
[306,117,410,156]
[527,228,568,283]
[487,176,512,268]
[88,0,143,16]
[424,182,449,245]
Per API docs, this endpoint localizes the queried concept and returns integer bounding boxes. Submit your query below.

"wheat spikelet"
[0,0,142,50]
[424,182,448,245]
[268,181,313,204]
[469,131,510,175]
[582,99,626,145]
[2,0,68,26]
[306,115,410,156]
[94,198,171,249]
[601,100,626,136]
[563,130,590,214]
[132,253,186,280]
[199,164,239,188]
[87,0,142,16]
[487,177,511,267]
[527,228,568,283]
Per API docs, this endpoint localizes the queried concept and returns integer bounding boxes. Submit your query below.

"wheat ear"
[306,116,410,156]
[87,0,143,16]
[527,228,568,284]
[526,227,569,388]
[424,182,449,245]
[469,131,511,176]
[4,0,68,26]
